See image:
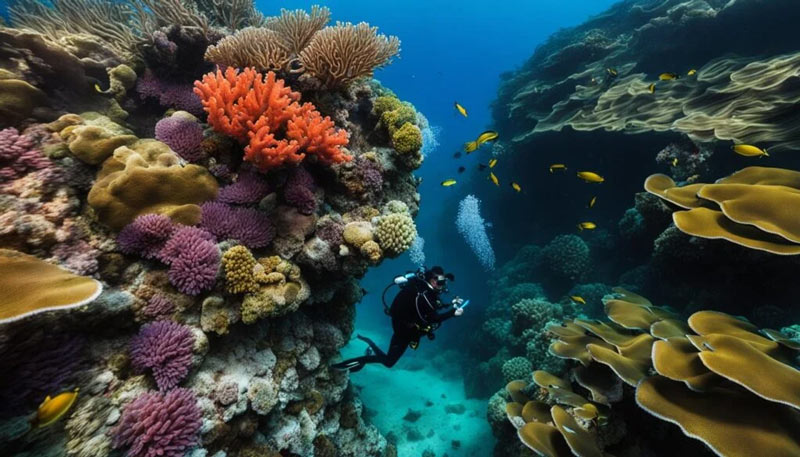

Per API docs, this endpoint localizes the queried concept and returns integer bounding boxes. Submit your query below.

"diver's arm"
[429,307,457,323]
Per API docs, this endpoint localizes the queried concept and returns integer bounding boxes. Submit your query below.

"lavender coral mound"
[159,226,220,295]
[283,167,317,215]
[130,321,195,390]
[154,116,205,162]
[143,295,176,320]
[357,156,383,194]
[117,214,176,259]
[112,388,202,457]
[0,127,51,182]
[217,171,271,205]
[456,194,495,271]
[136,70,203,116]
[200,202,275,249]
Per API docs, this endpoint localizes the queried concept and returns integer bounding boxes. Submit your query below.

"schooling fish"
[458,166,466,173]
[588,196,597,208]
[34,388,79,428]
[510,182,522,192]
[577,171,605,183]
[648,83,656,94]
[607,68,618,78]
[476,130,499,146]
[488,158,498,168]
[464,141,479,153]
[577,222,597,231]
[453,151,462,159]
[454,102,468,117]
[659,72,679,81]
[732,144,769,158]
[489,172,499,186]
[570,295,587,305]
[687,69,697,76]
[549,164,567,173]
[441,179,457,187]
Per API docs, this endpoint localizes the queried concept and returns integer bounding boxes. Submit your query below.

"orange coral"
[194,67,350,170]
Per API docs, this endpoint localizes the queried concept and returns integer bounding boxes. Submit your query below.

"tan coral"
[342,221,374,248]
[650,319,690,340]
[644,174,709,209]
[359,240,382,263]
[522,401,553,423]
[551,405,604,457]
[586,343,649,387]
[517,422,573,457]
[63,122,137,165]
[0,77,47,127]
[651,338,718,392]
[204,27,292,71]
[87,140,218,230]
[505,380,529,404]
[549,334,614,367]
[573,364,622,405]
[264,6,331,56]
[533,370,571,390]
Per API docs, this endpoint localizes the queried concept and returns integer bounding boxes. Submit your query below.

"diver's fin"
[331,359,364,372]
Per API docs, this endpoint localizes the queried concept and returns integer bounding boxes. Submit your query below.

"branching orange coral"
[194,67,351,170]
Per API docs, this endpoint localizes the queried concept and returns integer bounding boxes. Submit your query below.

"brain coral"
[540,234,590,282]
[130,320,195,391]
[112,388,202,457]
[87,140,218,230]
[375,212,417,257]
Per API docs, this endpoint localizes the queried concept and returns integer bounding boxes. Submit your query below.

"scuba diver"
[332,266,468,372]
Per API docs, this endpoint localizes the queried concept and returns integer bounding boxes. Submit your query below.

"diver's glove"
[454,307,464,317]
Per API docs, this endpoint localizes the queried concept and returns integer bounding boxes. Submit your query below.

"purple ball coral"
[357,156,383,195]
[283,167,317,215]
[155,116,205,162]
[217,171,270,205]
[117,214,176,259]
[159,226,219,295]
[200,202,275,249]
[136,70,204,116]
[0,127,51,183]
[130,320,194,391]
[112,388,202,457]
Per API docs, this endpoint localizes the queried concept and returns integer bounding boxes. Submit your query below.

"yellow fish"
[476,130,499,146]
[35,388,79,428]
[577,171,604,183]
[732,144,769,158]
[510,182,522,192]
[464,141,478,153]
[588,196,597,208]
[577,222,597,231]
[687,69,697,76]
[549,164,567,173]
[648,83,656,94]
[454,102,468,117]
[94,83,104,93]
[488,158,498,168]
[441,179,457,187]
[570,295,587,305]
[659,72,679,81]
[672,157,679,166]
[606,68,618,77]
[489,172,499,186]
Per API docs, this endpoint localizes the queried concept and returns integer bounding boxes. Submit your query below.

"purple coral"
[0,127,51,183]
[117,214,176,259]
[316,219,345,246]
[357,156,383,195]
[143,295,176,320]
[155,116,205,162]
[130,321,194,391]
[159,226,219,295]
[283,166,317,215]
[112,388,202,457]
[51,240,100,276]
[136,70,204,116]
[200,202,275,249]
[217,171,270,205]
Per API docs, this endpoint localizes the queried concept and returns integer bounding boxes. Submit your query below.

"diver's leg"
[381,331,411,368]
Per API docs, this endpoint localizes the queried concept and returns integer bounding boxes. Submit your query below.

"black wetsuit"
[333,277,456,372]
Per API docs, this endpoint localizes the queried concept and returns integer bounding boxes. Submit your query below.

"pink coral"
[0,127,51,183]
[130,321,194,391]
[217,170,270,205]
[283,166,317,215]
[137,70,204,116]
[158,226,219,295]
[117,214,176,259]
[112,388,202,457]
[142,295,176,321]
[154,116,205,162]
[199,202,275,249]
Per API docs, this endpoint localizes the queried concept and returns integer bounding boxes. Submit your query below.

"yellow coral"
[391,122,422,154]
[375,212,417,256]
[0,78,46,127]
[343,221,374,248]
[360,240,382,263]
[222,246,260,294]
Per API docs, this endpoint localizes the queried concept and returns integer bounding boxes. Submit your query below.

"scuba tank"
[381,267,426,315]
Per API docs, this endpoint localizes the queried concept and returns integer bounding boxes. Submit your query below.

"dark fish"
[453,151,462,159]
[478,164,487,171]
[458,166,466,173]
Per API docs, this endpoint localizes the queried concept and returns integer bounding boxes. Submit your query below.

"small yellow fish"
[441,179,457,187]
[577,171,604,183]
[510,182,521,192]
[489,172,499,186]
[732,144,769,158]
[570,295,587,305]
[672,157,679,166]
[607,68,618,77]
[687,69,697,76]
[659,72,679,81]
[648,83,656,94]
[588,196,597,208]
[454,102,468,117]
[476,130,499,146]
[577,222,597,231]
[488,158,498,168]
[549,164,567,173]
[464,141,478,153]
[94,83,104,93]
[35,388,79,428]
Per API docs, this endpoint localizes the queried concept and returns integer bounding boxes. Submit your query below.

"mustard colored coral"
[222,246,260,294]
[375,210,417,257]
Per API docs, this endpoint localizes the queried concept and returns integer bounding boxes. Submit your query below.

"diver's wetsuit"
[333,277,456,372]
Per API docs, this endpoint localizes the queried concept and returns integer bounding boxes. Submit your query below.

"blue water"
[255,1,618,455]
